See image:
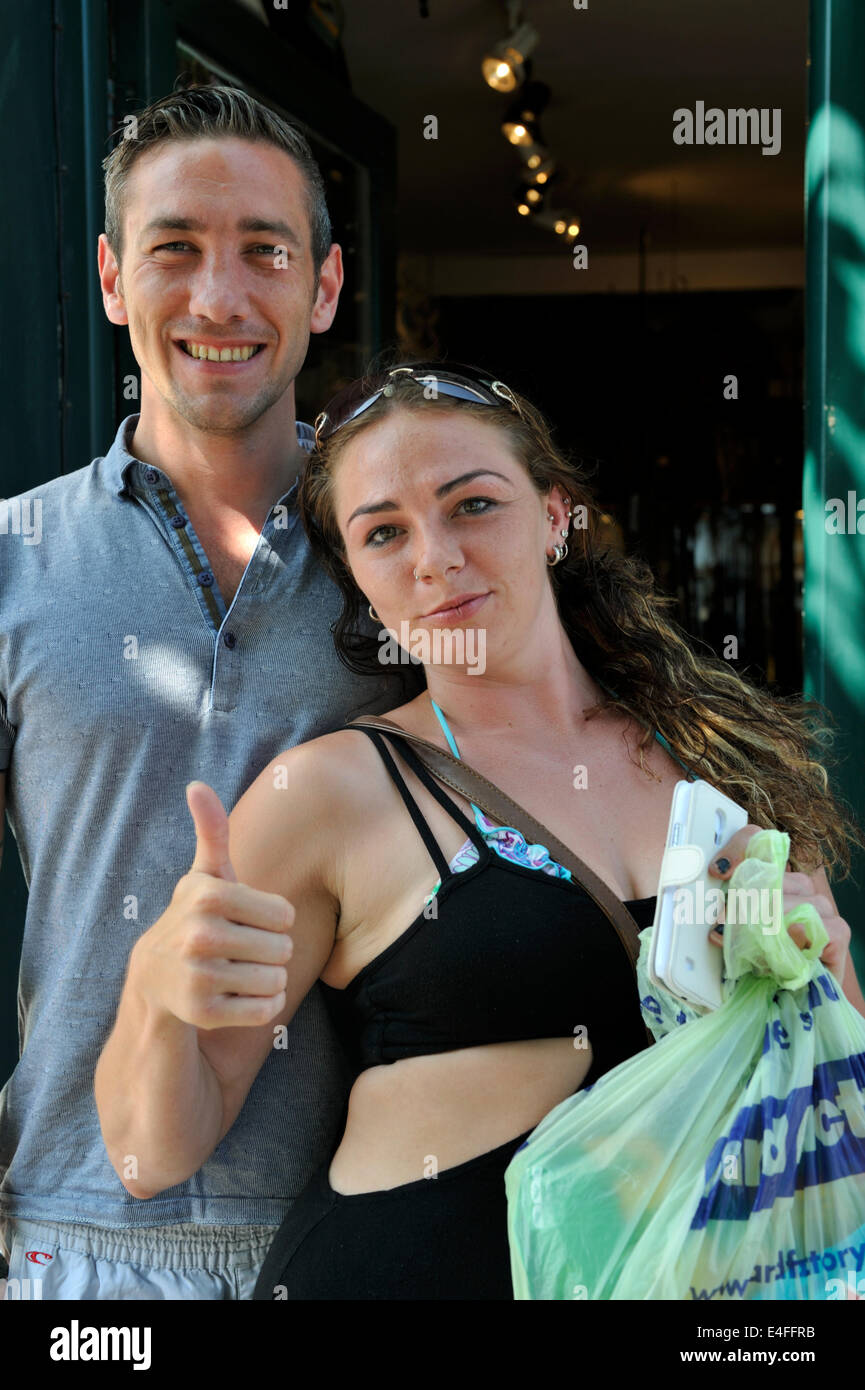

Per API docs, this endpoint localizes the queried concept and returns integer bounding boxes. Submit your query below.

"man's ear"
[310,243,343,336]
[98,233,128,326]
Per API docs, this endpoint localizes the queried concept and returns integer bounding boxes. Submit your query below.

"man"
[0,84,419,1300]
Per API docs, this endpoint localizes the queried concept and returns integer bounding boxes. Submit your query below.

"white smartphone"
[647,779,749,1011]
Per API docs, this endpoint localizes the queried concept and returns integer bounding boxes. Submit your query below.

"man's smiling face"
[101,136,339,434]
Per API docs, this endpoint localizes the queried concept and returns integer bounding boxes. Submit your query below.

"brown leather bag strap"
[346,713,644,977]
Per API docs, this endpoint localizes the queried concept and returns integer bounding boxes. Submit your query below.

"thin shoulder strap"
[346,714,645,980]
[351,726,478,881]
[350,724,485,847]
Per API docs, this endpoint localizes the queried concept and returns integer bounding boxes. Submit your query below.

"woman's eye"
[365,498,497,548]
[458,496,497,515]
[366,525,398,547]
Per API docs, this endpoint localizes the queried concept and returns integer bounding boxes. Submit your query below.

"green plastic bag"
[505,829,865,1299]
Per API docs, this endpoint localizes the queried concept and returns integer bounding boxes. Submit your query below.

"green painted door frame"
[805,0,865,980]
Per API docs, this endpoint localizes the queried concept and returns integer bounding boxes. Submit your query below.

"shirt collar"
[107,413,316,500]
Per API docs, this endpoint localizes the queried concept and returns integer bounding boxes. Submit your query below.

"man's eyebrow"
[237,217,303,247]
[347,470,512,527]
[140,215,303,248]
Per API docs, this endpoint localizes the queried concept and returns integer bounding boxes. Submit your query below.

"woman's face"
[331,407,570,668]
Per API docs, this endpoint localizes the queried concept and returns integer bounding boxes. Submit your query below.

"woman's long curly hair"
[298,360,863,881]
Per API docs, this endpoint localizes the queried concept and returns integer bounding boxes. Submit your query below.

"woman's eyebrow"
[347,469,512,527]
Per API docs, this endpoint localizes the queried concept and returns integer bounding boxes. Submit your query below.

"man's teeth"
[183,343,261,361]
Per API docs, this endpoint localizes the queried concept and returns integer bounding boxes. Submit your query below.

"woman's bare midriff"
[320,698,679,1196]
[327,1036,592,1194]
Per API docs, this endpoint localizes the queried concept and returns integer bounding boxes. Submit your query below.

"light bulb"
[481,23,539,93]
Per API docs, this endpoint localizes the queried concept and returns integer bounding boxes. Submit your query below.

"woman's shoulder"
[257,700,424,819]
[228,720,405,900]
[314,694,430,757]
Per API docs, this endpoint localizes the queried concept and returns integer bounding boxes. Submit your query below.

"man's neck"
[128,393,308,524]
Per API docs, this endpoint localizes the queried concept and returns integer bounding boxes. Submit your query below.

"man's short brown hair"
[102,83,332,279]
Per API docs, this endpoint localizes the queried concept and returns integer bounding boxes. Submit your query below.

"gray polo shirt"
[0,414,417,1229]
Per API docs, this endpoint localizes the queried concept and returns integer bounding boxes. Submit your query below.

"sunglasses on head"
[313,362,522,447]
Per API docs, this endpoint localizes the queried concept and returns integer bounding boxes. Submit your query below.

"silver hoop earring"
[369,604,381,622]
[546,543,567,566]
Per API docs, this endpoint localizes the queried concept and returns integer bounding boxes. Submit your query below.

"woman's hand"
[706,825,865,1016]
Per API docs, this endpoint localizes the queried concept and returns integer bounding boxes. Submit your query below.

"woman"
[95,360,865,1300]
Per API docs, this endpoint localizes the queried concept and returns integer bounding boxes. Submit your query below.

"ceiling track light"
[481,20,539,93]
[529,157,555,185]
[514,181,546,215]
[502,80,550,147]
[481,13,572,246]
[535,212,581,238]
[523,144,546,170]
[521,146,557,185]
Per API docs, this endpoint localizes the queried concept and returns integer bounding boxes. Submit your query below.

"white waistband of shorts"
[4,1216,277,1270]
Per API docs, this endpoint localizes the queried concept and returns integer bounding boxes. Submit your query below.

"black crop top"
[319,727,655,1089]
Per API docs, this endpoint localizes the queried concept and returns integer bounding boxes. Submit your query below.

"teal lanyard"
[430,690,699,789]
[595,678,700,782]
[429,698,486,821]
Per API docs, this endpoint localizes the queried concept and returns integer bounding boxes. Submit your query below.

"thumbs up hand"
[131,781,295,1030]
[186,781,238,883]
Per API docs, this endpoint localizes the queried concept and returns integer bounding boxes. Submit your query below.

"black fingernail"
[714,857,731,874]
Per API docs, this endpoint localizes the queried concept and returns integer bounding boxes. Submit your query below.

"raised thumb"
[186,781,237,882]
